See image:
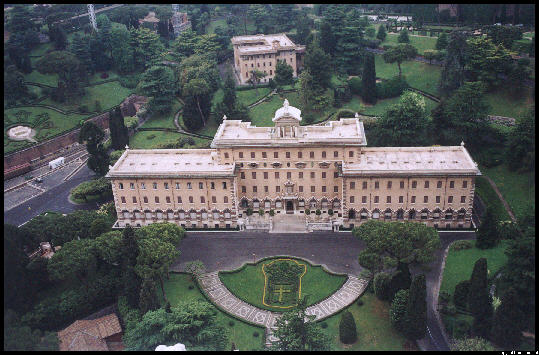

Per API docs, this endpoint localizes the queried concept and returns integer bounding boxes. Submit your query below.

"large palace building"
[232,33,305,85]
[106,100,481,230]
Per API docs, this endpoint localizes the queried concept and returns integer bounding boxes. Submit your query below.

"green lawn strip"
[322,293,411,351]
[341,94,438,117]
[129,130,210,149]
[4,138,33,155]
[474,176,511,221]
[219,257,347,313]
[374,54,441,96]
[162,273,265,351]
[211,88,224,111]
[140,100,183,130]
[236,87,272,106]
[440,240,510,299]
[479,164,535,221]
[383,33,438,54]
[249,94,286,126]
[483,87,534,118]
[24,69,58,87]
[87,71,120,85]
[206,18,227,34]
[28,42,53,57]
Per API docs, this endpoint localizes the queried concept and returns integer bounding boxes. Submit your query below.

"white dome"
[272,99,302,122]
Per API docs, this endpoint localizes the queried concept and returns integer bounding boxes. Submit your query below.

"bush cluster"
[118,74,142,89]
[339,311,357,344]
[337,109,356,119]
[348,77,362,95]
[452,240,473,251]
[375,76,409,99]
[453,280,470,309]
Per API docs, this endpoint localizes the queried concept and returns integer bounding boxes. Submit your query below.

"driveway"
[173,230,476,351]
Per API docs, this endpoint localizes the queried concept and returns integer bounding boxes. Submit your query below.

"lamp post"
[252,253,256,263]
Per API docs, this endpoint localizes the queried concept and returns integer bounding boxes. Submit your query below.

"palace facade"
[232,33,305,85]
[106,100,481,230]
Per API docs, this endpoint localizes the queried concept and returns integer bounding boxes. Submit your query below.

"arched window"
[432,208,441,219]
[253,199,260,209]
[224,209,231,219]
[213,210,220,219]
[189,210,196,219]
[408,209,416,220]
[333,199,340,209]
[457,208,466,220]
[396,209,404,220]
[134,210,142,219]
[167,210,174,219]
[201,210,208,219]
[145,210,152,219]
[321,198,328,209]
[156,210,163,219]
[276,200,282,208]
[123,210,130,219]
[240,199,248,208]
[309,199,317,209]
[178,210,185,219]
[445,209,453,220]
[384,209,392,220]
[421,209,429,220]
[348,209,356,219]
[372,209,380,219]
[360,208,368,219]
[264,200,271,209]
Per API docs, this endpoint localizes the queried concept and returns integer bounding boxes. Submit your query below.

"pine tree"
[373,272,393,301]
[405,274,427,340]
[453,280,470,309]
[319,20,336,56]
[491,287,523,348]
[139,278,159,314]
[476,207,500,249]
[376,24,387,41]
[398,29,410,43]
[361,52,377,104]
[468,258,492,339]
[222,71,237,112]
[339,311,357,344]
[436,32,448,50]
[274,60,294,87]
[390,262,412,299]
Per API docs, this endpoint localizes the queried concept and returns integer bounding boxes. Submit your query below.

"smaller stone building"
[58,314,123,351]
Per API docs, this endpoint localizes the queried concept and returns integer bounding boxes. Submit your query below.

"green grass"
[236,87,272,106]
[219,257,347,313]
[479,164,535,221]
[162,273,265,351]
[483,87,534,119]
[523,31,534,39]
[440,240,510,298]
[475,176,511,221]
[374,54,441,96]
[87,71,120,85]
[383,33,438,55]
[322,293,414,351]
[139,100,182,130]
[206,19,227,34]
[129,130,210,149]
[29,42,53,57]
[211,88,224,111]
[24,69,58,87]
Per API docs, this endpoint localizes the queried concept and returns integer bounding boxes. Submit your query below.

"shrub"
[315,209,321,216]
[339,311,357,344]
[337,109,356,119]
[124,116,138,129]
[453,319,471,339]
[269,209,275,216]
[452,240,473,251]
[439,290,450,305]
[328,209,334,216]
[118,74,141,89]
[356,299,364,306]
[228,320,235,327]
[246,208,253,216]
[453,280,470,309]
[305,209,310,215]
[373,272,393,301]
[348,77,362,95]
[100,72,109,79]
[188,285,194,290]
[364,39,381,48]
[146,134,156,140]
[258,208,264,216]
[376,76,409,99]
[253,331,259,337]
[79,105,89,113]
[390,289,409,332]
[321,322,328,329]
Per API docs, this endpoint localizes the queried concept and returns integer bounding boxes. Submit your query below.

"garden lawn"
[24,69,58,87]
[129,130,210,149]
[237,87,272,106]
[162,273,266,351]
[28,42,53,57]
[322,292,413,351]
[483,87,534,119]
[479,164,535,221]
[87,71,120,85]
[206,18,227,34]
[139,99,182,130]
[219,257,347,313]
[474,176,511,221]
[383,33,438,55]
[440,239,509,299]
[342,94,439,117]
[374,54,441,96]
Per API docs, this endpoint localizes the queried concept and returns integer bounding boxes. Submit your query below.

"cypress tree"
[436,32,448,50]
[468,258,492,339]
[121,226,141,308]
[405,274,427,340]
[361,52,377,104]
[139,278,159,314]
[222,71,237,112]
[491,287,523,347]
[339,311,357,344]
[373,272,393,301]
[376,24,387,41]
[390,289,410,333]
[108,109,118,150]
[390,262,411,299]
[453,280,470,309]
[115,106,129,149]
[475,207,499,249]
[468,258,488,310]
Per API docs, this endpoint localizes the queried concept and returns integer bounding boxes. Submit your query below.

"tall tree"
[506,106,535,172]
[47,239,97,292]
[440,31,469,94]
[183,78,211,126]
[138,277,160,314]
[435,32,448,50]
[491,287,524,348]
[70,32,94,74]
[137,65,176,115]
[361,52,377,104]
[303,39,332,90]
[468,258,493,339]
[404,274,427,340]
[270,297,331,351]
[390,289,410,333]
[222,71,237,112]
[79,121,109,176]
[36,51,83,101]
[131,26,165,70]
[398,29,410,43]
[50,25,68,50]
[376,24,387,41]
[382,44,417,78]
[110,23,134,74]
[274,60,294,87]
[475,207,500,249]
[109,106,129,150]
[4,65,28,105]
[248,70,267,95]
[319,20,336,56]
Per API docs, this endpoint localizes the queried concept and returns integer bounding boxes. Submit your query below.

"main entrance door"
[286,200,294,213]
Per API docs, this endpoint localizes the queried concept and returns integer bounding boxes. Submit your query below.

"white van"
[49,157,65,170]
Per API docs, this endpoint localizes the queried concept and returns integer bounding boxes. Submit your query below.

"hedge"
[375,75,409,99]
[339,311,358,344]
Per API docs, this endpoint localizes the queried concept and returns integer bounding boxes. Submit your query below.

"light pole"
[252,253,256,263]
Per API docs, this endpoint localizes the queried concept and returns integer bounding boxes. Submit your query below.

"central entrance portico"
[285,200,294,213]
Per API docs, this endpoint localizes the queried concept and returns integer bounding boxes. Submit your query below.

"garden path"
[483,176,517,222]
[197,271,368,347]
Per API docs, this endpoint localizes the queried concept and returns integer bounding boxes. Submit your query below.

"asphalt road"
[173,230,476,351]
[3,164,98,227]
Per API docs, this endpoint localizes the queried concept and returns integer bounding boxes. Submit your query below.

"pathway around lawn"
[197,270,368,347]
[483,176,517,222]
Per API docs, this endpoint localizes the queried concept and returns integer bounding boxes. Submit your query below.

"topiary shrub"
[452,240,473,251]
[246,208,253,216]
[188,285,194,290]
[228,320,235,327]
[357,299,364,306]
[258,208,264,216]
[453,280,470,309]
[305,208,310,215]
[253,331,259,337]
[339,311,357,344]
[374,272,393,301]
[315,209,321,216]
[328,209,334,216]
[269,209,275,216]
[321,322,328,329]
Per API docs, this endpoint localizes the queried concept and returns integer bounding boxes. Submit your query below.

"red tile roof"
[58,314,122,351]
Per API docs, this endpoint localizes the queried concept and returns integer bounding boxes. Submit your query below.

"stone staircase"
[270,213,308,233]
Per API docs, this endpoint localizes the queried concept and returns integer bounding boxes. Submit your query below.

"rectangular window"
[399,196,403,203]
[187,182,192,189]
[299,172,303,179]
[387,196,391,203]
[155,196,160,203]
[210,182,215,189]
[299,186,303,192]
[239,152,244,158]
[350,182,355,189]
[286,152,290,158]
[133,196,137,203]
[166,196,171,203]
[140,182,145,189]
[241,186,246,193]
[362,181,368,189]
[298,151,303,158]
[322,151,326,158]
[262,152,267,158]
[144,196,148,203]
[362,196,367,203]
[224,196,228,203]
[119,183,124,190]
[253,186,257,192]
[153,182,157,190]
[411,196,416,203]
[189,196,193,203]
[164,182,169,190]
[387,181,392,189]
[437,181,442,188]
[424,196,428,203]
[241,172,245,179]
[177,196,182,203]
[322,186,326,192]
[424,181,430,188]
[287,172,291,179]
[310,172,315,179]
[121,196,126,203]
[130,182,135,189]
[224,152,229,159]
[199,182,203,189]
[461,196,466,203]
[310,151,314,158]
[264,172,268,179]
[449,181,455,188]
[350,196,355,203]
[374,196,379,203]
[334,172,339,178]
[311,186,315,192]
[274,152,278,158]
[436,196,440,203]
[462,180,468,188]
[212,196,216,203]
[334,186,338,192]
[275,172,279,179]
[270,69,272,75]
[448,196,453,203]
[375,181,379,189]
[264,186,269,192]
[175,182,180,189]
[400,181,405,189]
[251,152,255,159]
[222,182,227,189]
[322,172,326,178]
[276,186,281,192]
[252,172,256,179]
[349,151,354,157]
[412,181,417,188]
